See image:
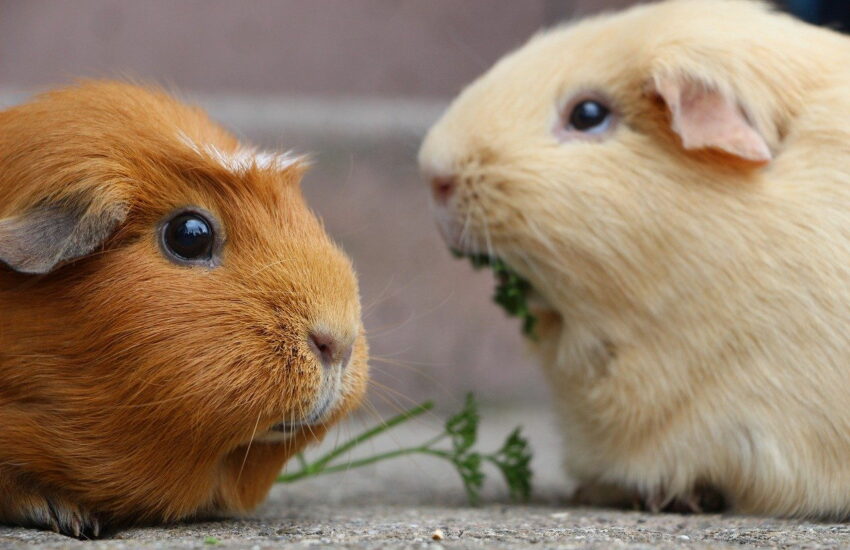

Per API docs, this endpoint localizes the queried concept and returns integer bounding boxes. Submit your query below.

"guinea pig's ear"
[0,195,127,274]
[650,73,772,164]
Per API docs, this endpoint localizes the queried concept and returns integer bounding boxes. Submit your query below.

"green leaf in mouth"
[452,249,538,338]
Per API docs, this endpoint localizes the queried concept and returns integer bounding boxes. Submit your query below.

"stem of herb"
[277,447,451,483]
[277,401,434,482]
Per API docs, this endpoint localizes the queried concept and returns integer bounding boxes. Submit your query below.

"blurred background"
[0,0,838,412]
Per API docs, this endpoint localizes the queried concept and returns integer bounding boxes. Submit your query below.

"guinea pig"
[419,0,850,519]
[0,81,368,537]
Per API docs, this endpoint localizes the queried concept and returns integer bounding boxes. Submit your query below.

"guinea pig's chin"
[253,373,345,444]
[434,208,481,255]
[431,204,467,252]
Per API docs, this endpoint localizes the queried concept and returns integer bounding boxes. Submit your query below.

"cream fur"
[419,0,850,518]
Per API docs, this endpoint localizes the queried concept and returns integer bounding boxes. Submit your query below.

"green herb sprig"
[453,250,537,337]
[277,394,532,504]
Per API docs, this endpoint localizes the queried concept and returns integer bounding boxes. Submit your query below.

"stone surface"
[3,405,849,549]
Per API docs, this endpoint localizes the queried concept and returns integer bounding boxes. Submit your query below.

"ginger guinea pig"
[420,0,850,519]
[0,81,368,536]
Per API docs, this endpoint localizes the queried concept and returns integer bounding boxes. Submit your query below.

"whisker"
[369,354,449,369]
[369,365,455,404]
[248,257,293,278]
[235,411,262,486]
[365,290,455,339]
[477,202,496,261]
[361,274,398,316]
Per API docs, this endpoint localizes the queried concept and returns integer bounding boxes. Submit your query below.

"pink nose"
[309,330,354,371]
[430,176,455,204]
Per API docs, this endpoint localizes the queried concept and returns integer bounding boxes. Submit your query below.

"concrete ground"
[4,405,850,550]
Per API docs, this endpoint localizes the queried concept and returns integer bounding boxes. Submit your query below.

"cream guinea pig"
[0,81,368,536]
[420,0,850,518]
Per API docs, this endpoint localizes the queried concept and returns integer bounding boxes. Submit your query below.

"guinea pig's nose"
[430,176,456,204]
[308,330,354,371]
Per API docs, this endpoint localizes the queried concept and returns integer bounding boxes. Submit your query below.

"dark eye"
[162,212,215,264]
[568,100,611,132]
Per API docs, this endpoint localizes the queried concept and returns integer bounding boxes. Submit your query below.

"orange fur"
[0,81,368,535]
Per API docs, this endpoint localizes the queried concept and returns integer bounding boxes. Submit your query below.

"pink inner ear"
[654,76,771,163]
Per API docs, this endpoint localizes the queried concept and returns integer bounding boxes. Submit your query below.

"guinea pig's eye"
[568,100,612,133]
[161,211,218,266]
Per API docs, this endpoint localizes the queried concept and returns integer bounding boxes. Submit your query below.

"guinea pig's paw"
[642,484,727,515]
[0,488,100,539]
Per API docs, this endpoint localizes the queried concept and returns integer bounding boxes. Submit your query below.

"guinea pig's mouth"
[451,249,539,337]
[253,390,339,443]
[269,397,334,434]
